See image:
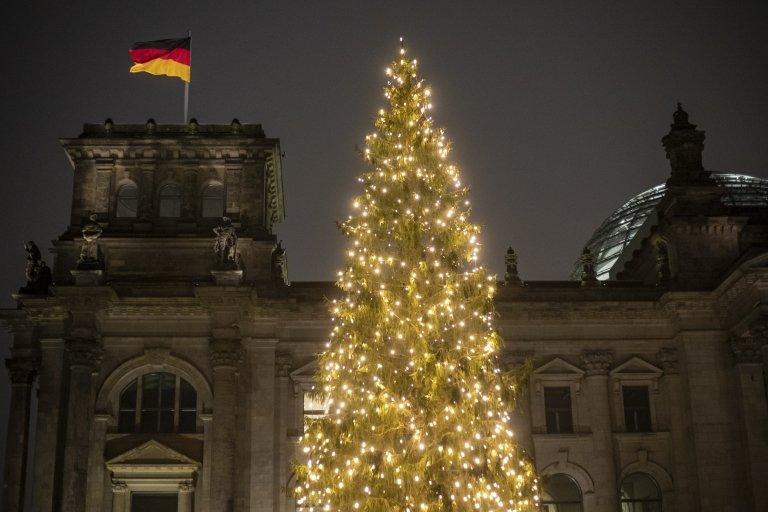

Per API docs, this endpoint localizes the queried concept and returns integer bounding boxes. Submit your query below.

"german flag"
[129,37,191,82]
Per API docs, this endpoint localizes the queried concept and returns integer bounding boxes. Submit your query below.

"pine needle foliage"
[294,44,539,512]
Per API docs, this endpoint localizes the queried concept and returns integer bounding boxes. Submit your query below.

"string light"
[294,42,539,511]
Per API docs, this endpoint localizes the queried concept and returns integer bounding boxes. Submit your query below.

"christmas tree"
[294,42,539,511]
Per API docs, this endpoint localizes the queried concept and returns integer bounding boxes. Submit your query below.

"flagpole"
[184,30,191,122]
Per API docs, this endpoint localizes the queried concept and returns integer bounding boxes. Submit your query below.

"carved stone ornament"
[5,357,39,385]
[213,217,240,271]
[77,214,104,270]
[658,347,679,374]
[655,241,672,284]
[209,340,244,370]
[730,335,763,364]
[111,481,128,493]
[271,240,289,285]
[581,350,614,375]
[66,339,103,371]
[178,481,194,492]
[275,352,293,377]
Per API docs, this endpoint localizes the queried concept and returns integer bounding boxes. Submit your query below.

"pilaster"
[2,355,39,512]
[581,350,617,512]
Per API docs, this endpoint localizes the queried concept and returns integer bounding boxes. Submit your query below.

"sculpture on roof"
[504,247,521,285]
[19,241,51,295]
[579,247,598,285]
[271,240,289,285]
[213,217,240,270]
[77,214,104,270]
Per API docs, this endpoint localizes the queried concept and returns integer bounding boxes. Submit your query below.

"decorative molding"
[581,350,614,376]
[276,352,293,377]
[5,356,39,385]
[66,339,103,371]
[209,339,244,370]
[658,347,679,374]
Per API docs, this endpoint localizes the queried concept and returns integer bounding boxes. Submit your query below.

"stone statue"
[77,214,103,270]
[655,241,671,284]
[271,240,289,285]
[19,241,51,294]
[579,247,597,284]
[504,247,521,285]
[213,217,239,270]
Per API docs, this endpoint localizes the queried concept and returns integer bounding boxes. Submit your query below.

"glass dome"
[573,173,768,280]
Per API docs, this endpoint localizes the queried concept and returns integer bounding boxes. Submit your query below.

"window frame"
[544,385,574,434]
[610,357,663,434]
[539,472,584,512]
[200,181,225,218]
[620,472,663,511]
[115,181,139,218]
[622,385,653,433]
[157,183,182,218]
[117,372,199,434]
[532,358,585,435]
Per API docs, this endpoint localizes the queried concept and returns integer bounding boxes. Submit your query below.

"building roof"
[573,173,768,280]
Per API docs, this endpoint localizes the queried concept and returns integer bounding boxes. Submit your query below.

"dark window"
[118,380,137,432]
[620,473,662,512]
[201,182,225,218]
[130,493,178,512]
[623,386,652,432]
[158,184,182,217]
[545,386,573,434]
[116,183,138,218]
[117,372,197,434]
[540,473,583,512]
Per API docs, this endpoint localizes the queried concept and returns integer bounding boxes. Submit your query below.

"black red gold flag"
[129,37,191,82]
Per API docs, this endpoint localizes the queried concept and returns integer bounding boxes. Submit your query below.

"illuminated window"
[117,372,197,433]
[303,392,329,420]
[623,386,652,433]
[158,183,182,218]
[540,473,583,512]
[620,473,662,512]
[544,386,573,434]
[116,182,138,218]
[201,182,225,218]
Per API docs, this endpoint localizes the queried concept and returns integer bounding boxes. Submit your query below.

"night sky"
[1,0,768,487]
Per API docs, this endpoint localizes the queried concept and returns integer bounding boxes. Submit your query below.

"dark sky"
[1,0,768,487]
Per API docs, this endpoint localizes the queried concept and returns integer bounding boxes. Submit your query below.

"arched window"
[116,182,138,218]
[620,473,662,512]
[158,183,182,218]
[117,372,197,434]
[540,473,583,512]
[201,182,224,218]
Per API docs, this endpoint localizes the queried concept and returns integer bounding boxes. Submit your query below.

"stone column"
[2,356,38,512]
[110,481,128,512]
[659,347,698,512]
[85,413,111,510]
[730,335,768,512]
[31,339,66,512]
[178,481,195,512]
[60,339,102,512]
[581,350,617,512]
[209,339,243,512]
[247,340,278,511]
[275,352,293,511]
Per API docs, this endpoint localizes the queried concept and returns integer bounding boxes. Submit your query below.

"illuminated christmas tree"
[294,42,539,511]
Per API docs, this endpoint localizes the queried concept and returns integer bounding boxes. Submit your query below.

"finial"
[103,118,114,134]
[145,118,156,134]
[188,117,198,134]
[672,102,692,129]
[504,247,521,285]
[231,118,241,134]
[579,247,598,285]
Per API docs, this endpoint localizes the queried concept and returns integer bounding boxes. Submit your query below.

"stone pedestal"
[211,270,244,286]
[2,356,38,512]
[70,269,104,286]
[581,350,617,512]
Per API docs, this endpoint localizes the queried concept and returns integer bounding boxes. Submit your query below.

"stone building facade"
[2,108,768,512]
